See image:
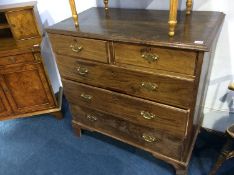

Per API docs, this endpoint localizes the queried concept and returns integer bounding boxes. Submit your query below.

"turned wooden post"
[69,0,79,27]
[168,0,178,37]
[209,125,234,175]
[228,83,234,91]
[186,0,193,15]
[103,0,109,10]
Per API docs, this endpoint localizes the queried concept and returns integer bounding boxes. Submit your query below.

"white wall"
[193,0,234,132]
[1,0,233,132]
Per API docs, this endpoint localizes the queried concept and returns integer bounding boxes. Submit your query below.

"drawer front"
[114,43,197,75]
[0,53,35,66]
[0,63,56,114]
[6,9,40,40]
[57,55,195,108]
[72,105,183,160]
[63,80,189,138]
[49,34,108,63]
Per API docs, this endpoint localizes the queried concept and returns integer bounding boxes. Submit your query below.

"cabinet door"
[0,63,56,114]
[0,83,12,117]
[6,8,40,40]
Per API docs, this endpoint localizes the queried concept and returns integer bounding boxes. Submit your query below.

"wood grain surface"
[0,63,56,114]
[57,55,195,108]
[47,8,225,51]
[72,105,183,160]
[49,34,109,63]
[6,8,40,40]
[63,79,190,138]
[114,42,197,75]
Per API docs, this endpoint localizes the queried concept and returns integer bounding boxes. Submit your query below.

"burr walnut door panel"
[6,8,40,40]
[0,84,12,117]
[0,63,55,114]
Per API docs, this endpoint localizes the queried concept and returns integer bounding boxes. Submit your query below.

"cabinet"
[47,7,225,175]
[0,2,62,121]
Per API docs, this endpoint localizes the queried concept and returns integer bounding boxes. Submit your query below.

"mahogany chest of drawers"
[47,8,225,175]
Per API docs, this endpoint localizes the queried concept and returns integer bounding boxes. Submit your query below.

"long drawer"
[71,105,183,160]
[48,34,109,63]
[57,55,195,108]
[63,79,190,138]
[114,42,197,75]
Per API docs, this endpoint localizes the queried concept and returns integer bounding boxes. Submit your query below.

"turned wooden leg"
[72,122,82,137]
[186,0,193,15]
[209,138,233,175]
[69,0,79,27]
[168,0,179,37]
[103,0,109,10]
[51,111,63,120]
[171,162,188,175]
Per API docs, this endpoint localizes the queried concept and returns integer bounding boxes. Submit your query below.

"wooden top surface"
[0,1,36,12]
[46,7,225,51]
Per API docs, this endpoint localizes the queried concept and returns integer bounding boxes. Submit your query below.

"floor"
[0,97,234,175]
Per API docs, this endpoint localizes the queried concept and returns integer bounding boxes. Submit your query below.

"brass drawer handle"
[141,82,158,91]
[80,93,92,101]
[70,43,83,53]
[77,66,88,75]
[142,134,157,143]
[86,114,97,122]
[141,52,159,63]
[140,111,156,120]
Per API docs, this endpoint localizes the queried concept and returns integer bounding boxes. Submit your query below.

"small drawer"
[63,80,190,139]
[49,34,108,63]
[57,55,195,108]
[114,43,197,75]
[0,53,36,66]
[72,105,183,160]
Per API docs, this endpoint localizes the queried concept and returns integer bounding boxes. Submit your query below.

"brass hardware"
[34,55,41,62]
[142,134,156,143]
[140,111,156,120]
[141,82,158,91]
[77,66,88,75]
[80,93,92,101]
[103,0,109,10]
[141,49,159,63]
[70,42,83,53]
[86,114,97,122]
[31,44,40,52]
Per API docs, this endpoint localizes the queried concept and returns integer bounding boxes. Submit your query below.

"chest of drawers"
[47,8,225,175]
